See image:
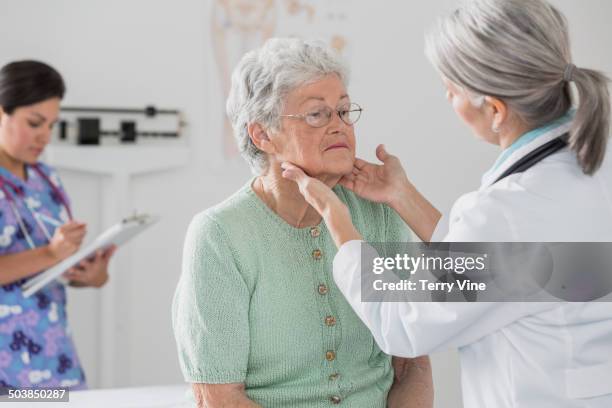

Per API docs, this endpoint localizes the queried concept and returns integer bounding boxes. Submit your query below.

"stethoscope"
[0,164,73,250]
[494,134,569,184]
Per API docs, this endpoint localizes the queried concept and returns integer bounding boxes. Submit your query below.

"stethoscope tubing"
[0,165,72,250]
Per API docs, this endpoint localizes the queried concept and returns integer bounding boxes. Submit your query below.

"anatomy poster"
[210,0,352,159]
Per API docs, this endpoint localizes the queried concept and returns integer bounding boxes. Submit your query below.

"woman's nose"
[37,129,52,145]
[328,111,347,133]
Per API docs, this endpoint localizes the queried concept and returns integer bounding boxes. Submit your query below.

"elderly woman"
[172,39,433,407]
[281,0,612,407]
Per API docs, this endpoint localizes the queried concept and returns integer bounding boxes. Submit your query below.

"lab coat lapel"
[479,120,573,190]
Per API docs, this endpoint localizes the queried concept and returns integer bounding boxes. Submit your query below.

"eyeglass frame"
[279,102,363,128]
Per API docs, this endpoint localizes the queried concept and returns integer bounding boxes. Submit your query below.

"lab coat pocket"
[565,361,612,399]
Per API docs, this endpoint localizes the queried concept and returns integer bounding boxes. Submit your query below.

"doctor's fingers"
[280,162,309,185]
[282,164,332,209]
[352,167,371,183]
[353,171,370,184]
[342,173,356,182]
[287,171,322,198]
[281,162,329,190]
[353,158,371,170]
[340,172,367,190]
[339,173,359,192]
[375,144,393,162]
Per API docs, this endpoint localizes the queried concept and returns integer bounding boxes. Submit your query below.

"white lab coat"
[333,122,612,407]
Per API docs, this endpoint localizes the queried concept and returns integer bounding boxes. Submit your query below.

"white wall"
[2,1,611,407]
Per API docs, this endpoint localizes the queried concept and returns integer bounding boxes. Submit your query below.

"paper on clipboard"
[22,213,160,298]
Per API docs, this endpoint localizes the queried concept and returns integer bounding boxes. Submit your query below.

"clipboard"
[21,213,160,297]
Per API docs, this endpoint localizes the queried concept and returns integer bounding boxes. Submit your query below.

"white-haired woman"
[172,38,433,407]
[282,0,612,407]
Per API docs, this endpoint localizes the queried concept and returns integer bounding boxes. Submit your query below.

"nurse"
[281,0,612,406]
[0,60,115,390]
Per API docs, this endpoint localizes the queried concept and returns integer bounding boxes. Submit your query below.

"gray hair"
[226,38,350,174]
[426,0,610,175]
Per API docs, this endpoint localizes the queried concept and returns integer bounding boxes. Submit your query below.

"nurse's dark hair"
[426,0,610,175]
[0,60,65,115]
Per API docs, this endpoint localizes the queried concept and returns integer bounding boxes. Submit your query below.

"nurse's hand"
[65,246,117,288]
[281,162,362,248]
[339,144,411,208]
[47,221,87,261]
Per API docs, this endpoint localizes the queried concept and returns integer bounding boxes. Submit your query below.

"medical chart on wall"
[210,0,353,159]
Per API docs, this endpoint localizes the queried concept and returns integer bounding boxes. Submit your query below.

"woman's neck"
[498,119,533,150]
[254,164,341,229]
[0,148,26,180]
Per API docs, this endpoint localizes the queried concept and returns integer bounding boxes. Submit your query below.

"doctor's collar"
[487,110,575,174]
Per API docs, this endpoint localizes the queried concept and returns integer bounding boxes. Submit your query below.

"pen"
[36,213,63,228]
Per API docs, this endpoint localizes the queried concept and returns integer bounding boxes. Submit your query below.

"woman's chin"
[25,157,40,165]
[290,156,354,179]
[320,161,355,178]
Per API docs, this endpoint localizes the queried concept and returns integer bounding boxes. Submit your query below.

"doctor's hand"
[281,162,362,248]
[342,144,441,243]
[47,221,87,262]
[64,246,117,288]
[339,144,412,208]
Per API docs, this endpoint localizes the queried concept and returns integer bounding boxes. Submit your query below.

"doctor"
[281,0,612,406]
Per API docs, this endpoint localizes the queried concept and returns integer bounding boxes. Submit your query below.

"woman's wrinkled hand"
[339,144,411,207]
[64,245,117,288]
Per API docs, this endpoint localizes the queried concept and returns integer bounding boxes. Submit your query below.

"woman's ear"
[484,96,508,132]
[248,123,277,154]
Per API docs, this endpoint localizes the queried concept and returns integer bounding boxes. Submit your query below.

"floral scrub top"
[0,162,86,391]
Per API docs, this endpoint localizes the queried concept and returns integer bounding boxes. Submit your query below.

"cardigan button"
[330,395,342,404]
[329,373,340,381]
[325,351,336,361]
[312,249,322,260]
[318,284,328,295]
[310,226,321,238]
[325,316,336,326]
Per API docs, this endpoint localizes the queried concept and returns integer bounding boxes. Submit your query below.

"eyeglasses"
[280,103,363,128]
